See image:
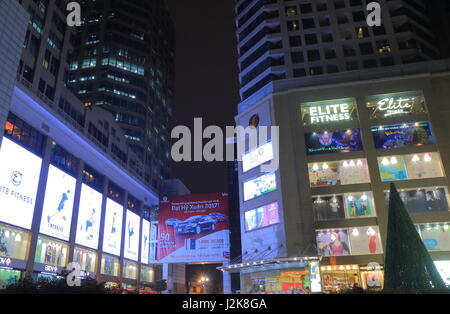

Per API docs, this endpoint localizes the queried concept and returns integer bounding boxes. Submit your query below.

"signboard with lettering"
[366,91,427,119]
[301,98,357,125]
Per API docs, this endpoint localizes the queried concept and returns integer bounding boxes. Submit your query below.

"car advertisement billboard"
[305,128,363,155]
[124,210,140,262]
[75,184,103,250]
[102,198,124,256]
[0,138,42,230]
[40,165,76,241]
[157,192,229,263]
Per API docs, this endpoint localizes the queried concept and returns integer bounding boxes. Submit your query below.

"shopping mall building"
[224,59,450,294]
[0,0,161,292]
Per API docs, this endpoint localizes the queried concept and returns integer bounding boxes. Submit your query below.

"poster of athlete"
[157,192,230,263]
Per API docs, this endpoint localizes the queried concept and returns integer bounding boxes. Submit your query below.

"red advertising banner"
[157,192,230,263]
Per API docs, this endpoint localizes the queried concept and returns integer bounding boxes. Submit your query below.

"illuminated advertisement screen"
[244,202,280,232]
[385,187,449,214]
[157,192,230,263]
[0,138,42,230]
[242,142,273,173]
[243,173,277,201]
[40,165,76,241]
[316,229,350,257]
[418,223,450,252]
[371,122,434,149]
[305,128,363,155]
[141,219,150,264]
[301,98,357,125]
[102,199,124,256]
[308,159,370,187]
[75,184,103,250]
[366,91,427,119]
[124,210,140,262]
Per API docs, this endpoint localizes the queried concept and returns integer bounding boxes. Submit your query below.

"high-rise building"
[68,0,175,192]
[0,0,161,291]
[235,0,439,103]
[224,0,450,294]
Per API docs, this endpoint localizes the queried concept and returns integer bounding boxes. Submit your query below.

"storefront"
[219,257,322,294]
[33,235,69,279]
[99,254,120,288]
[73,246,97,279]
[320,264,384,293]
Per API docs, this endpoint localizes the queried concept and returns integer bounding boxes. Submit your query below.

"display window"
[301,98,357,126]
[313,192,376,221]
[123,260,138,280]
[360,266,384,291]
[366,91,427,119]
[0,223,31,261]
[371,122,434,149]
[140,265,155,283]
[73,246,97,273]
[320,265,360,293]
[34,235,69,267]
[385,187,450,214]
[316,229,351,257]
[0,269,22,289]
[348,226,383,255]
[378,152,444,182]
[417,223,450,252]
[244,202,280,232]
[100,254,120,277]
[308,159,370,187]
[243,173,277,201]
[434,261,450,286]
[305,128,363,155]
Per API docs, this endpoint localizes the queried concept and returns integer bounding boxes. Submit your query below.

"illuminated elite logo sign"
[377,97,412,117]
[366,91,427,119]
[301,99,357,125]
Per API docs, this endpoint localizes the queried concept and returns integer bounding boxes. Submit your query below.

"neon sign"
[301,99,357,125]
[366,91,427,119]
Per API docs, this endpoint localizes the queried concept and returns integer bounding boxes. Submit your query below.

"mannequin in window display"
[45,246,52,264]
[0,230,8,256]
[367,228,377,254]
[329,197,340,219]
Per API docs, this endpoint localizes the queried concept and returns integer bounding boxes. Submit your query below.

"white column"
[222,262,232,294]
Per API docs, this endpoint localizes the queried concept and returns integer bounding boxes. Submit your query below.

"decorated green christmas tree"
[384,183,447,292]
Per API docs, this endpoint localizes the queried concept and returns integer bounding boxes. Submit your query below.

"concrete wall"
[0,0,28,147]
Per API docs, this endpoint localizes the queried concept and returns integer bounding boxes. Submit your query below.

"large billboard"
[102,198,124,256]
[141,219,150,264]
[124,210,140,262]
[243,173,277,201]
[157,192,229,263]
[0,138,42,230]
[40,165,76,241]
[75,184,103,250]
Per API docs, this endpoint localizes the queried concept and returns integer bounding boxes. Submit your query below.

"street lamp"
[198,276,210,294]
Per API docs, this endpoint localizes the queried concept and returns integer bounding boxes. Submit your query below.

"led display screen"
[366,91,427,119]
[244,202,280,232]
[371,122,434,149]
[75,184,103,250]
[305,128,363,155]
[385,187,449,214]
[242,142,273,173]
[243,173,277,201]
[301,98,357,125]
[141,219,150,264]
[0,138,42,230]
[102,199,124,256]
[40,165,76,241]
[124,210,140,262]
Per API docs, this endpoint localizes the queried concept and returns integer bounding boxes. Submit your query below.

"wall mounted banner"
[141,219,150,264]
[366,91,427,119]
[124,210,140,262]
[102,199,124,256]
[301,98,357,125]
[0,138,42,230]
[243,173,277,201]
[371,122,434,149]
[244,202,280,231]
[157,192,229,263]
[305,128,363,155]
[40,165,76,241]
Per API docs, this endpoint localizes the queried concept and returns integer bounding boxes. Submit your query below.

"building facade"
[68,0,175,192]
[0,0,162,291]
[235,0,438,102]
[230,60,450,293]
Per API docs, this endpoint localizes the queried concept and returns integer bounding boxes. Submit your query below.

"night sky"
[166,0,240,194]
